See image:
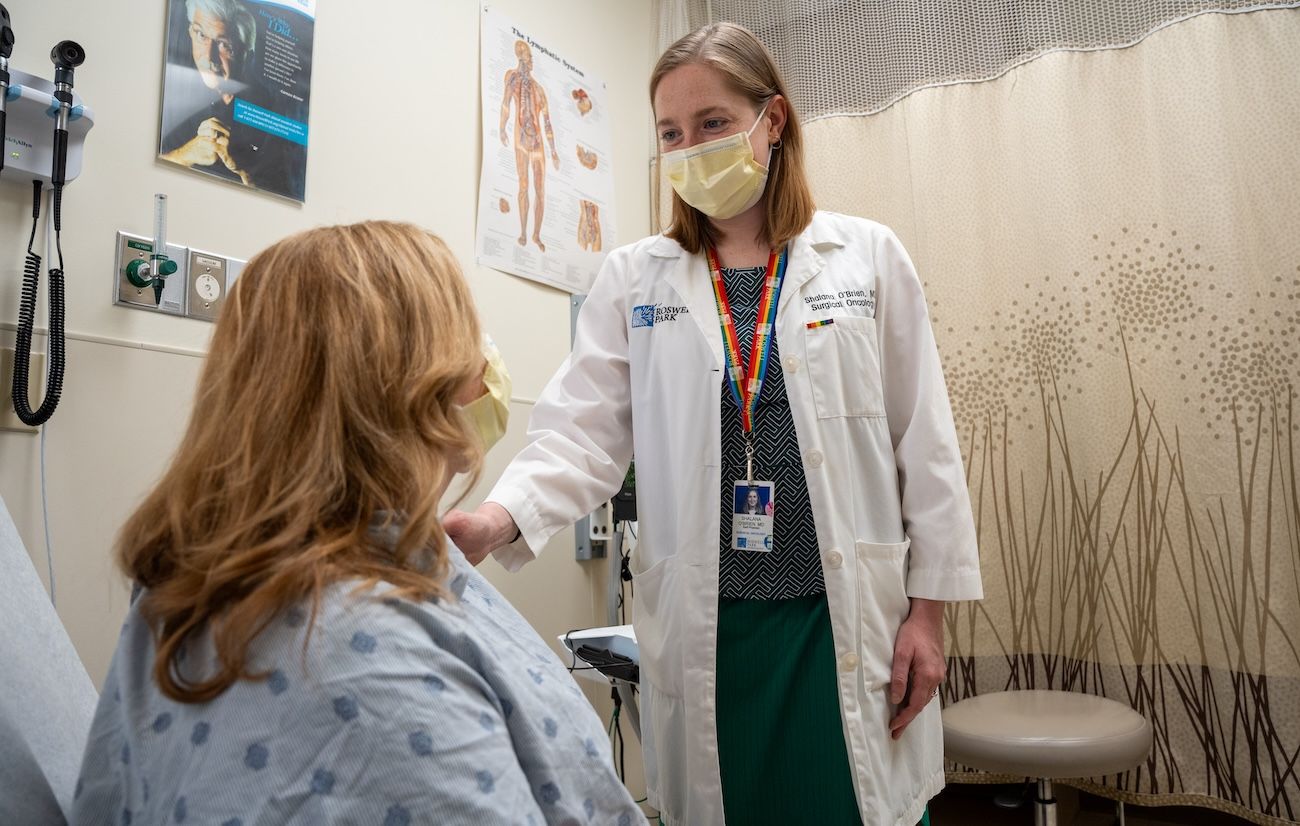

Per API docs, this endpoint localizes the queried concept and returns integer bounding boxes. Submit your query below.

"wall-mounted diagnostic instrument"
[4,7,94,428]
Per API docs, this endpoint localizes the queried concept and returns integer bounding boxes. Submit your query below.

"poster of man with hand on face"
[159,0,314,202]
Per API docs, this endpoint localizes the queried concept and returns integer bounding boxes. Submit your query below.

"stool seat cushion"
[942,690,1152,778]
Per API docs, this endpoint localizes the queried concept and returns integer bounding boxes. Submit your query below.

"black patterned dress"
[717,264,823,600]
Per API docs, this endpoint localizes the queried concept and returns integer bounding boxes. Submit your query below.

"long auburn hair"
[651,22,816,254]
[119,221,484,703]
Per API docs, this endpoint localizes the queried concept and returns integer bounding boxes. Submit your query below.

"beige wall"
[0,0,652,795]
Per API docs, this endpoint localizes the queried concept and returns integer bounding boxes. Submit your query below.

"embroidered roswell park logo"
[632,304,690,328]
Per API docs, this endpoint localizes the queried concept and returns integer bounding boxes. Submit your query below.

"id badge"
[731,481,775,552]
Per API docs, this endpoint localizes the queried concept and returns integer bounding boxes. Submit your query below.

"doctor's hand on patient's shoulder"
[444,502,518,566]
[888,598,947,741]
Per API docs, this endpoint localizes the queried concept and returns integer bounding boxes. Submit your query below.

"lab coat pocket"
[631,556,684,697]
[854,538,912,690]
[804,316,886,419]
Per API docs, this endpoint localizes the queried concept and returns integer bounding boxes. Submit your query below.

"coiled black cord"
[11,180,66,426]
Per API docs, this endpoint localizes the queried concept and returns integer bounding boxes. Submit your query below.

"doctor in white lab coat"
[447,22,982,826]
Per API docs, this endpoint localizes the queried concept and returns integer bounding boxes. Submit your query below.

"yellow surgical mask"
[662,104,771,220]
[462,335,511,452]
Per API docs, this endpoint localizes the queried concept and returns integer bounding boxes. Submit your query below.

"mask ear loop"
[748,101,772,138]
[754,99,782,154]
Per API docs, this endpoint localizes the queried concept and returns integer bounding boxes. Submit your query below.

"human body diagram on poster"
[475,6,616,294]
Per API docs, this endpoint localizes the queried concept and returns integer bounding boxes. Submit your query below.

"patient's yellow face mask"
[462,335,511,452]
[662,104,771,220]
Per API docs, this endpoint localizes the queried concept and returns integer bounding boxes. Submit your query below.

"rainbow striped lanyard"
[706,245,789,484]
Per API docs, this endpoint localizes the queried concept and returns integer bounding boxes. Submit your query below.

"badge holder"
[732,439,775,552]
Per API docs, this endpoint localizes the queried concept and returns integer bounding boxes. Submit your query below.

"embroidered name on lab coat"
[803,289,876,317]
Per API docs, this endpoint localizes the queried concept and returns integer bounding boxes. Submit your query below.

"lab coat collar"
[647,233,683,258]
[781,223,829,315]
[663,244,725,369]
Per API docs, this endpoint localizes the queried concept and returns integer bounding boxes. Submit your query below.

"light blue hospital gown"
[70,546,642,825]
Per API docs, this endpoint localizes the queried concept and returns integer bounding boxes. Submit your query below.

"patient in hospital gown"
[71,540,640,826]
[65,222,641,826]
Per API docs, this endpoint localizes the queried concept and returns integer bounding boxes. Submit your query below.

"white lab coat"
[488,211,983,826]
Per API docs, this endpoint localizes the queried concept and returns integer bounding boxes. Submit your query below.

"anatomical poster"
[159,0,315,203]
[476,5,617,294]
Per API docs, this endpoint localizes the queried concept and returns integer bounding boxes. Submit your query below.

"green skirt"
[715,592,932,826]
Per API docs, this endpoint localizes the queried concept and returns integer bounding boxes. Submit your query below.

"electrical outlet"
[113,231,188,315]
[185,248,245,322]
[588,500,614,541]
[0,347,46,433]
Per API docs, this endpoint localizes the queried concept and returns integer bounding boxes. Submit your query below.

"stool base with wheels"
[942,690,1153,826]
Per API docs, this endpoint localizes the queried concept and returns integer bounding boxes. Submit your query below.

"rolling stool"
[942,690,1153,826]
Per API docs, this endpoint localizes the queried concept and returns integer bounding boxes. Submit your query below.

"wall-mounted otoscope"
[49,39,84,191]
[0,4,14,173]
[10,36,89,427]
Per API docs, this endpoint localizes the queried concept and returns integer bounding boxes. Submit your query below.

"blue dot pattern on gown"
[333,695,359,722]
[310,768,335,795]
[267,670,288,695]
[244,743,269,771]
[65,545,643,826]
[409,730,433,757]
[350,631,377,653]
[421,673,445,694]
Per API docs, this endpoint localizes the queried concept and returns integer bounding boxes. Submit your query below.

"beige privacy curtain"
[655,3,1300,823]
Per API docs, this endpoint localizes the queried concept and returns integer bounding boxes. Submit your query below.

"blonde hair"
[651,22,816,254]
[119,221,484,703]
